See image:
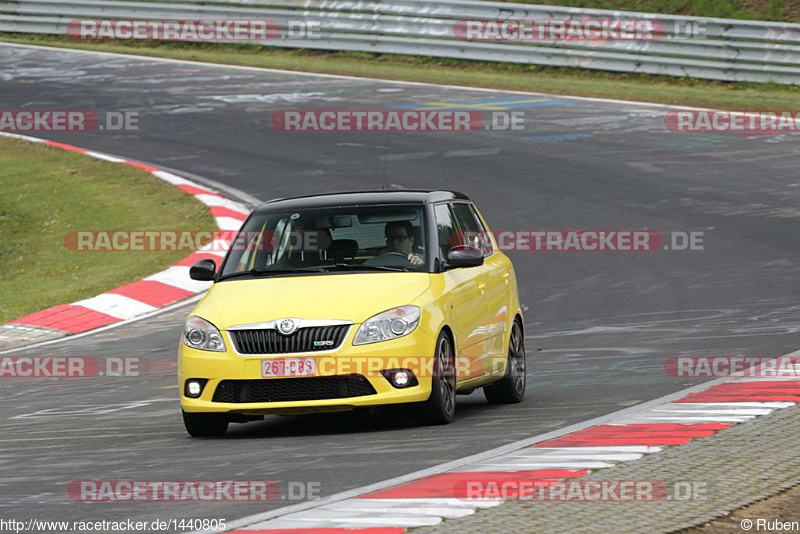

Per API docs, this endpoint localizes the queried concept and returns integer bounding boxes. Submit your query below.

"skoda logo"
[277,318,298,335]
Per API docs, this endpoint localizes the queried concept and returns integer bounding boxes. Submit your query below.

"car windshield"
[220,204,429,278]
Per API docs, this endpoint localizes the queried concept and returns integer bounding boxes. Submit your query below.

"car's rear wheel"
[182,411,229,437]
[412,331,456,425]
[484,320,526,404]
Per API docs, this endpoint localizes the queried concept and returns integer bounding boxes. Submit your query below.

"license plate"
[261,357,317,377]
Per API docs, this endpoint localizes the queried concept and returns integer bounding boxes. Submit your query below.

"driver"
[366,220,424,267]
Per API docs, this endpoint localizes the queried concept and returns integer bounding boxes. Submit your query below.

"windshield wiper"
[325,263,408,272]
[217,266,329,281]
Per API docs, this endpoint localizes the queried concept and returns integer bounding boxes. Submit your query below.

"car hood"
[195,272,432,329]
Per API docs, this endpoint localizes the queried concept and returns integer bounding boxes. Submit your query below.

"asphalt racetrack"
[1,44,798,530]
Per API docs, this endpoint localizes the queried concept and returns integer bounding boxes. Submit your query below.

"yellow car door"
[455,202,512,376]
[433,202,489,382]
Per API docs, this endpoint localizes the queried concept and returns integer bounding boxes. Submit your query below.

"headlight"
[183,316,226,352]
[353,306,420,345]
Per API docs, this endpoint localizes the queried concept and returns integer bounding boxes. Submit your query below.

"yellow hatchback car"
[179,191,525,436]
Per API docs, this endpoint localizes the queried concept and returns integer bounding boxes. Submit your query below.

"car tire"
[182,411,229,437]
[412,331,456,425]
[484,320,526,405]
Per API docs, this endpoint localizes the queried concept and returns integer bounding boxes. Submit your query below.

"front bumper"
[179,327,437,414]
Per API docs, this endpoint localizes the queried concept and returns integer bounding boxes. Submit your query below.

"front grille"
[212,376,377,403]
[229,325,349,355]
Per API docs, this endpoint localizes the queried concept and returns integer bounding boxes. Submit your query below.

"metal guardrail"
[1,0,799,84]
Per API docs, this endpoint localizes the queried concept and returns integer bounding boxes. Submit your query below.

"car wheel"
[484,320,526,404]
[412,331,456,425]
[182,411,229,437]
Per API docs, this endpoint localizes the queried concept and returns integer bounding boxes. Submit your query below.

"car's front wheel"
[412,331,456,425]
[182,411,229,437]
[484,320,526,404]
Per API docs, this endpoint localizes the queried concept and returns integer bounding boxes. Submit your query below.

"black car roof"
[253,190,471,212]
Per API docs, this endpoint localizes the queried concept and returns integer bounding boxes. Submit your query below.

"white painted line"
[647,408,773,416]
[444,147,502,158]
[83,150,127,163]
[0,131,47,143]
[321,500,477,519]
[244,519,439,529]
[262,510,443,527]
[214,216,245,231]
[615,416,755,423]
[473,456,617,465]
[197,239,230,258]
[674,402,795,408]
[503,452,644,461]
[354,498,502,508]
[195,193,250,212]
[728,377,800,382]
[145,266,213,293]
[467,461,616,470]
[383,151,436,161]
[523,446,663,454]
[151,169,195,186]
[72,293,156,320]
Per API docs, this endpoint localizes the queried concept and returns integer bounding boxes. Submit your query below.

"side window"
[433,203,457,259]
[452,202,492,256]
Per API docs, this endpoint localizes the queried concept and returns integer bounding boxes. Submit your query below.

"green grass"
[0,136,215,323]
[3,35,800,110]
[498,0,800,22]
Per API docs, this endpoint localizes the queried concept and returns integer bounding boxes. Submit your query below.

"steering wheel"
[384,251,409,258]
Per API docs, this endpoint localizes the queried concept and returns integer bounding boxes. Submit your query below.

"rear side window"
[452,202,493,256]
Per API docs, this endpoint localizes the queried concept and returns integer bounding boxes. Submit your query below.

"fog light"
[185,379,207,398]
[381,369,418,388]
[392,371,410,387]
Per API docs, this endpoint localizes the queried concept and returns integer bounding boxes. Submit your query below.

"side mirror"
[189,259,217,281]
[446,247,484,269]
